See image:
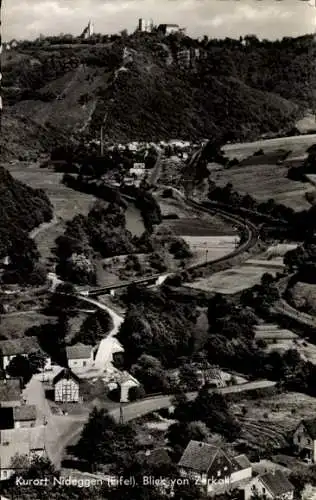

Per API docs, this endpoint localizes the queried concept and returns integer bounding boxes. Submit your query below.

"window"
[262,488,266,494]
[3,471,7,479]
[83,361,86,367]
[307,439,311,445]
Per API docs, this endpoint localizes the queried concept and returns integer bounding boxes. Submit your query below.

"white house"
[0,426,46,481]
[0,337,51,372]
[66,343,94,371]
[293,418,316,462]
[178,440,252,495]
[243,470,294,500]
[53,369,80,403]
[107,371,140,402]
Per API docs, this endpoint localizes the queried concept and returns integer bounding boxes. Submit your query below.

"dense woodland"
[2,33,316,151]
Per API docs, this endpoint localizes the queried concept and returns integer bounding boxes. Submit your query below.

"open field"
[186,256,284,294]
[212,160,314,211]
[7,161,96,266]
[0,311,56,340]
[222,133,316,160]
[183,235,239,265]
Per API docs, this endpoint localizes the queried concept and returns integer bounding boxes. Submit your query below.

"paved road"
[29,215,59,240]
[78,296,124,370]
[59,379,276,462]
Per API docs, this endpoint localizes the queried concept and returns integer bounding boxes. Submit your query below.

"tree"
[167,421,210,457]
[130,354,170,394]
[179,363,201,391]
[72,408,137,471]
[6,355,33,384]
[76,309,113,345]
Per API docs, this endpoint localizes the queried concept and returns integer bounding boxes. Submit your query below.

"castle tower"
[88,20,94,37]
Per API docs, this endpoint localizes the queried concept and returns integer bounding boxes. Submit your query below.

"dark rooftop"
[13,405,37,422]
[260,470,294,496]
[178,440,219,472]
[302,418,316,439]
[0,378,22,402]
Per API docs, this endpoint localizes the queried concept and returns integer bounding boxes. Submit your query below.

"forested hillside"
[0,167,53,258]
[1,33,315,157]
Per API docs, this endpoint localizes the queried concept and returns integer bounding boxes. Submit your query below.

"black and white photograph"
[1,0,316,498]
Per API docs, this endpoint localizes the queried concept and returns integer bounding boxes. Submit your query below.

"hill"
[1,33,315,157]
[0,166,53,258]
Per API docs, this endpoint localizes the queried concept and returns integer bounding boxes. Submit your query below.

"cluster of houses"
[173,417,316,497]
[177,440,294,499]
[0,378,46,481]
[0,334,139,405]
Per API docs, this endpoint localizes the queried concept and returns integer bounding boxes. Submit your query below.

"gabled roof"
[13,405,36,422]
[66,343,93,360]
[0,378,22,402]
[260,470,294,496]
[53,368,80,384]
[300,418,316,440]
[178,440,220,472]
[0,426,45,469]
[233,454,251,470]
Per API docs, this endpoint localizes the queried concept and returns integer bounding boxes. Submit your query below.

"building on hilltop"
[137,18,153,33]
[158,24,185,36]
[178,440,252,495]
[80,20,94,39]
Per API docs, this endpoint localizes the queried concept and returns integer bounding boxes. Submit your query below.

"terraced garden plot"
[212,162,314,211]
[236,392,316,430]
[238,418,289,451]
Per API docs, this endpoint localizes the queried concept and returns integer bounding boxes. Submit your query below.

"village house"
[0,426,46,481]
[178,440,252,495]
[13,405,37,428]
[53,368,80,403]
[0,378,22,408]
[293,417,316,462]
[66,343,94,371]
[0,337,51,372]
[0,404,37,430]
[243,470,294,500]
[107,371,140,403]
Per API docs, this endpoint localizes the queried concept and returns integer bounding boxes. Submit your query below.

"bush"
[128,385,146,401]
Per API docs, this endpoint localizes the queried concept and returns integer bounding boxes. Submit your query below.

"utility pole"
[119,401,124,424]
[100,125,104,156]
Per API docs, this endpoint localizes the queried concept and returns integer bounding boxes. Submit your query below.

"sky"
[2,0,316,42]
